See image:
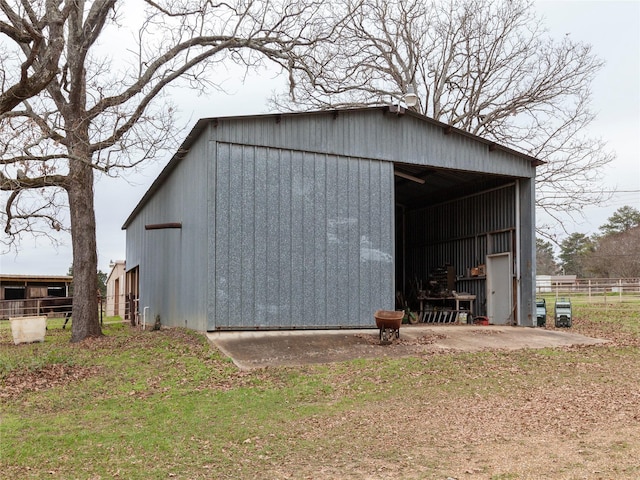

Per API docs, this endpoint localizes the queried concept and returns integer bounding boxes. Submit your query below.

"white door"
[486,253,512,325]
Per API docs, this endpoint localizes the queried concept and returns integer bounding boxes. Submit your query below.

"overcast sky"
[2,0,639,276]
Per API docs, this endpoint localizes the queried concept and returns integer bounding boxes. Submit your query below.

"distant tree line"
[537,206,640,278]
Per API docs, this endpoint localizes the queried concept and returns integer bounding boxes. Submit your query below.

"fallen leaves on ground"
[0,363,102,399]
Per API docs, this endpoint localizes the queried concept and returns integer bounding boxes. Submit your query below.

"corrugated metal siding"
[125,134,210,330]
[210,111,535,178]
[518,178,536,326]
[404,184,516,317]
[210,142,394,329]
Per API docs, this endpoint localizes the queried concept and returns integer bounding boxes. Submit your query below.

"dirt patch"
[355,332,449,346]
[0,364,102,400]
[272,379,640,479]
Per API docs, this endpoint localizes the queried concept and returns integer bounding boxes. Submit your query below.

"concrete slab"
[206,325,608,370]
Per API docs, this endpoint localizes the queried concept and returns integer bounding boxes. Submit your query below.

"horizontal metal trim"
[144,222,182,230]
[208,325,375,332]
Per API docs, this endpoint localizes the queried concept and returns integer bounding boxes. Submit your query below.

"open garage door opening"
[393,163,520,325]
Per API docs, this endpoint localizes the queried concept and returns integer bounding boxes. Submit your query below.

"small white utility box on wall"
[9,316,47,345]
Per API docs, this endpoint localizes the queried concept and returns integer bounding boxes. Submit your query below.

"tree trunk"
[67,159,102,342]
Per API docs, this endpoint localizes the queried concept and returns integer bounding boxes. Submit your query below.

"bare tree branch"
[272,0,614,226]
[0,0,67,113]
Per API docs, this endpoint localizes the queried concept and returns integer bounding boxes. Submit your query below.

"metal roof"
[1,274,73,284]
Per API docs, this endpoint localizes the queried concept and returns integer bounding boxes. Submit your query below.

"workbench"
[417,293,476,323]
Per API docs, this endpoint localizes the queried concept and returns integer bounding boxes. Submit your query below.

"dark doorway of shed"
[125,266,139,325]
[47,286,66,297]
[3,286,26,300]
[393,163,519,324]
[393,163,442,316]
[114,278,120,316]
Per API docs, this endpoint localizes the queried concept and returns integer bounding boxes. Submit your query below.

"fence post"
[619,279,623,302]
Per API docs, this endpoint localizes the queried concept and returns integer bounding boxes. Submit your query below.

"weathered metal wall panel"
[125,134,210,330]
[518,178,536,326]
[404,184,516,317]
[210,142,395,329]
[209,111,536,178]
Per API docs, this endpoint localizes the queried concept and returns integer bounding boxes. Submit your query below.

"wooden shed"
[123,107,541,331]
[0,274,72,319]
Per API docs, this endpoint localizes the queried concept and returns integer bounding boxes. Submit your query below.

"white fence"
[536,277,640,302]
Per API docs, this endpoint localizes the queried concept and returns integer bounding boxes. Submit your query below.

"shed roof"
[1,274,73,284]
[122,106,544,229]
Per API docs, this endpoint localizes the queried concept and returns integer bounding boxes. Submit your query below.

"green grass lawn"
[1,304,639,479]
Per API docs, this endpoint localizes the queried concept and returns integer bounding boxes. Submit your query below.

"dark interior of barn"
[393,162,520,324]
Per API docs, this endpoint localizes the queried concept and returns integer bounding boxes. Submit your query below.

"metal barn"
[123,107,541,331]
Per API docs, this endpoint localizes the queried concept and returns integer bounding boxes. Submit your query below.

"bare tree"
[585,206,640,277]
[1,0,344,342]
[274,0,614,228]
[0,0,67,113]
[586,226,640,278]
